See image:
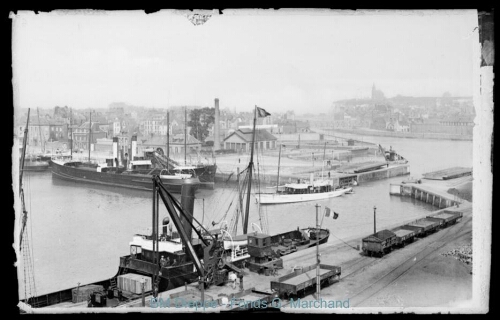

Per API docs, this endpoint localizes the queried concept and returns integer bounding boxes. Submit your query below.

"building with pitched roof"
[222,128,277,152]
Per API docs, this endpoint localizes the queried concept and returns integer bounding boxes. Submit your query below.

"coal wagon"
[403,218,440,237]
[391,227,417,248]
[270,264,341,299]
[427,211,463,227]
[361,229,397,257]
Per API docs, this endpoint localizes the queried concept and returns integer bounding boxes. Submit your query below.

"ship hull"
[23,161,50,171]
[51,160,199,193]
[257,187,352,204]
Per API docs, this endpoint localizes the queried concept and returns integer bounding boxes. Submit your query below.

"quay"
[21,167,473,313]
[389,171,472,208]
[112,201,472,312]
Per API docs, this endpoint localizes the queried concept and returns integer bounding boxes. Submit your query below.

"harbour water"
[16,136,473,299]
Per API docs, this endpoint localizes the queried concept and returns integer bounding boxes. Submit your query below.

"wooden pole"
[276,144,281,192]
[243,106,257,235]
[184,107,187,165]
[167,112,170,169]
[88,111,92,162]
[315,203,321,300]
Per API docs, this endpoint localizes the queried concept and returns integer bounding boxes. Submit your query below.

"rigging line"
[25,174,35,301]
[27,173,37,298]
[204,179,240,225]
[329,232,360,251]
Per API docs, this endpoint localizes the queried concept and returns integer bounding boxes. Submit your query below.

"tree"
[188,107,215,142]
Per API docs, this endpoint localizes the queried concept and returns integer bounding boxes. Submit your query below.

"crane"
[151,175,229,293]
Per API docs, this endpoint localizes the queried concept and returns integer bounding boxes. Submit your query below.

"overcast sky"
[12,9,479,114]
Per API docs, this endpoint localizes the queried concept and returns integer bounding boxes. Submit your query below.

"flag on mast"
[325,207,331,217]
[256,106,271,118]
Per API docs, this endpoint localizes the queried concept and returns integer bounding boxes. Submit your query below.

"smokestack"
[180,180,197,241]
[131,135,137,161]
[214,98,220,151]
[112,137,118,167]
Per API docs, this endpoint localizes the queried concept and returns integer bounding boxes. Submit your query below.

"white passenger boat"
[257,180,353,204]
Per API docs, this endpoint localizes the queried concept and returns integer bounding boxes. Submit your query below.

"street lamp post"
[315,203,321,300]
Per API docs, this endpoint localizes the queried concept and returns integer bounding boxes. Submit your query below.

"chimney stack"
[214,98,221,151]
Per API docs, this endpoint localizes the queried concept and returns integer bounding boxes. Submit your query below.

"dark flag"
[256,106,271,118]
[333,212,339,219]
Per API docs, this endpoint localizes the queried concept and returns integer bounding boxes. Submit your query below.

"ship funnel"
[214,98,221,151]
[162,216,170,237]
[112,137,119,167]
[131,135,137,161]
[180,180,197,241]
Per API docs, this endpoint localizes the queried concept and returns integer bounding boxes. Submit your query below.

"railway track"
[348,214,471,306]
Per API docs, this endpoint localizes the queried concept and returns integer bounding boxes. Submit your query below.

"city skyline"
[12,9,479,113]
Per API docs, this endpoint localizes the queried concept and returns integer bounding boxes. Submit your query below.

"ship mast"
[70,108,73,158]
[184,107,187,166]
[19,109,30,195]
[276,143,281,192]
[166,111,170,169]
[19,108,38,305]
[37,108,44,154]
[88,111,92,163]
[243,106,257,235]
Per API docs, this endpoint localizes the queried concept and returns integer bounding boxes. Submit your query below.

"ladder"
[109,277,117,290]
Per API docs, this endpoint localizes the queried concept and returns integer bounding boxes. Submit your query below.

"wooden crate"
[117,274,152,294]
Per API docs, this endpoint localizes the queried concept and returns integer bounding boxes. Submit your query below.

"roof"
[223,129,277,143]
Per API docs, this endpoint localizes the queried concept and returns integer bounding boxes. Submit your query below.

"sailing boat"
[23,108,50,171]
[257,143,353,205]
[212,106,330,265]
[18,109,41,310]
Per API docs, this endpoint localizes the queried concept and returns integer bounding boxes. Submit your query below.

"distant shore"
[321,128,473,141]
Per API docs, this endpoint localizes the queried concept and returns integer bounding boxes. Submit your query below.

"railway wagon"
[270,264,341,299]
[361,229,397,257]
[391,227,416,248]
[399,224,424,237]
[427,211,463,227]
[404,218,440,237]
[424,217,445,229]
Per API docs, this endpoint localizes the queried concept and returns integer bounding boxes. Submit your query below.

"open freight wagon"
[402,218,441,237]
[427,211,463,227]
[270,264,341,299]
[361,229,397,257]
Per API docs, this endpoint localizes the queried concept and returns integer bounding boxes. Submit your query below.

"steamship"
[51,136,201,193]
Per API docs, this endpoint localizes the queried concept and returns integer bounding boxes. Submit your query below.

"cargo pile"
[117,274,152,294]
[442,243,472,266]
[72,284,104,303]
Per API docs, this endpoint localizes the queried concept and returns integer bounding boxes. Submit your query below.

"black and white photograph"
[12,9,492,314]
